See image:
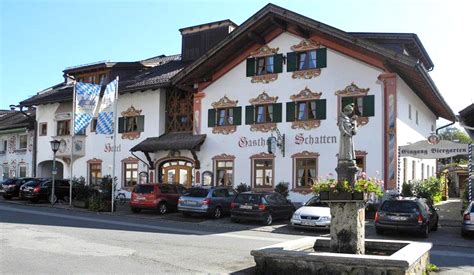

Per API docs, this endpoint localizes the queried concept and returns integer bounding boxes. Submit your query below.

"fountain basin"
[251,237,431,275]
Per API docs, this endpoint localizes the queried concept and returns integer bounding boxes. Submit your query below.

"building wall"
[396,77,437,183]
[0,128,34,180]
[35,88,166,189]
[196,32,387,202]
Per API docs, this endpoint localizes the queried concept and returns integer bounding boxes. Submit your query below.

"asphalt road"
[0,201,473,274]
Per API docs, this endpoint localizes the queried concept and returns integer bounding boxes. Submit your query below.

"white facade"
[35,88,166,189]
[0,128,34,180]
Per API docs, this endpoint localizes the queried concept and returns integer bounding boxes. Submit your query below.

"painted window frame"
[292,152,319,192]
[87,159,102,185]
[122,158,139,188]
[18,134,28,150]
[18,163,27,177]
[215,160,234,186]
[250,153,275,190]
[39,122,48,136]
[57,120,71,136]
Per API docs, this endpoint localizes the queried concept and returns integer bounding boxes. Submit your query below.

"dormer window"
[287,39,327,79]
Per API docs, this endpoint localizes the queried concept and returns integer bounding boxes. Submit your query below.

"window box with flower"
[312,173,383,201]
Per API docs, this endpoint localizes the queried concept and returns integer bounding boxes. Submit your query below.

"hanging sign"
[399,140,469,159]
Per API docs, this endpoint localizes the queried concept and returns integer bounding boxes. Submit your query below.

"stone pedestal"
[329,201,365,254]
[335,161,359,186]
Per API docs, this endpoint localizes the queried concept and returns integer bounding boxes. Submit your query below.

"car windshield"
[23,180,39,187]
[234,194,262,204]
[133,185,154,194]
[184,188,209,198]
[305,197,328,207]
[381,201,418,213]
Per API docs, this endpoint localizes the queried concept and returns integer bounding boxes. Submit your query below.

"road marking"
[431,250,474,259]
[0,204,292,243]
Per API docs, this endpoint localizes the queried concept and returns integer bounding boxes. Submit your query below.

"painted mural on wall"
[8,136,16,154]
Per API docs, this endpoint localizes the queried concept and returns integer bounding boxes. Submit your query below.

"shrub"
[401,182,414,197]
[236,182,251,193]
[88,191,106,212]
[275,182,289,198]
[413,177,443,205]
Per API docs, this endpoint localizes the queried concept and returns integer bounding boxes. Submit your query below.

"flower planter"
[319,191,330,200]
[329,191,352,200]
[319,191,365,201]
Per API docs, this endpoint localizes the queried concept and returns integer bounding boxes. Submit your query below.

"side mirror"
[435,207,440,211]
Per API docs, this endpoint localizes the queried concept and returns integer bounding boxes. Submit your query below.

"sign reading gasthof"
[399,140,469,159]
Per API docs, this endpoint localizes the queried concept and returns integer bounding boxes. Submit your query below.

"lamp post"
[50,140,61,205]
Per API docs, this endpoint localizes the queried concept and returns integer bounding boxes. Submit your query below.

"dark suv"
[178,186,237,218]
[20,179,72,203]
[375,197,439,238]
[130,183,186,214]
[1,177,35,199]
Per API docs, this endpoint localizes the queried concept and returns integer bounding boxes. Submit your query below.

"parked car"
[20,178,73,203]
[291,196,330,229]
[130,183,186,214]
[461,201,474,238]
[1,177,35,199]
[178,186,237,218]
[375,197,439,238]
[230,191,295,225]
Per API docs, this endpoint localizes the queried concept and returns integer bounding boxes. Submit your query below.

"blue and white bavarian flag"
[74,82,101,134]
[96,79,117,135]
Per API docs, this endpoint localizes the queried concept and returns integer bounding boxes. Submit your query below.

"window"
[118,116,144,133]
[295,158,317,188]
[217,108,233,126]
[421,163,425,180]
[287,48,327,72]
[355,155,365,172]
[340,95,375,117]
[297,101,316,121]
[403,158,408,184]
[208,107,242,128]
[408,104,412,120]
[256,56,274,75]
[253,159,274,188]
[89,163,102,185]
[412,161,416,180]
[427,165,430,178]
[19,164,27,178]
[431,125,435,132]
[416,110,419,125]
[215,160,233,186]
[123,162,138,187]
[1,140,6,153]
[18,134,27,150]
[90,118,98,132]
[39,123,47,136]
[2,165,8,179]
[57,120,71,136]
[256,104,273,124]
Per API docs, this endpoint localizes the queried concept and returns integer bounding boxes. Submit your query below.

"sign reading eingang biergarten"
[399,140,469,159]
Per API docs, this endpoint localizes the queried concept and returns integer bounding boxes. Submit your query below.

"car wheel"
[375,228,384,235]
[262,214,273,226]
[131,207,141,213]
[421,225,429,238]
[230,217,240,223]
[212,207,222,219]
[158,202,168,215]
[3,195,12,200]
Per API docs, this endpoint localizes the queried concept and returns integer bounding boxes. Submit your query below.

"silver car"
[178,186,237,219]
[462,201,474,237]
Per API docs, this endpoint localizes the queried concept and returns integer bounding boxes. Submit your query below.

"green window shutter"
[246,58,256,77]
[273,54,283,73]
[315,99,327,120]
[286,102,296,122]
[232,107,242,125]
[137,115,145,132]
[245,106,255,125]
[362,95,375,117]
[286,52,297,72]
[118,117,124,133]
[316,48,327,68]
[208,109,216,127]
[341,96,353,111]
[273,103,282,123]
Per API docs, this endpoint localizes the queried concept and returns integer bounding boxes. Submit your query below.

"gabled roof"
[0,110,35,131]
[172,3,454,121]
[459,103,474,139]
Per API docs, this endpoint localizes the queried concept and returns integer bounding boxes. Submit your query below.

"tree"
[438,127,473,164]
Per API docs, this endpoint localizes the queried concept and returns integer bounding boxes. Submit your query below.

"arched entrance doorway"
[157,159,193,187]
[38,160,64,179]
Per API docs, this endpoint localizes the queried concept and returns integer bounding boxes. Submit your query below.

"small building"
[0,109,36,180]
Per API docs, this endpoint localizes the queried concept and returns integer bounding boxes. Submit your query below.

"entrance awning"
[130,132,206,169]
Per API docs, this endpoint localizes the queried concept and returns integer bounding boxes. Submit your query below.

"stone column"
[329,201,365,254]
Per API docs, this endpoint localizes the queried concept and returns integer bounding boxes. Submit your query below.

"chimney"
[180,19,237,62]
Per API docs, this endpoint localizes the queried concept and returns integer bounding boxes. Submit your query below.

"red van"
[130,183,186,215]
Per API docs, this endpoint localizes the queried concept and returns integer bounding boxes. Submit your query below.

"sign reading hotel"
[399,140,469,159]
[238,133,337,148]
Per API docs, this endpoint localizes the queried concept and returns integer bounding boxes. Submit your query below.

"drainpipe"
[435,120,455,135]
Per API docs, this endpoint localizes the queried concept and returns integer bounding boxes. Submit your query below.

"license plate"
[187,201,198,205]
[136,195,145,201]
[240,205,252,210]
[390,216,407,221]
[301,220,316,226]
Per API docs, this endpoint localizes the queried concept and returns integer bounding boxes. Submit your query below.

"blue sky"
[1,0,473,119]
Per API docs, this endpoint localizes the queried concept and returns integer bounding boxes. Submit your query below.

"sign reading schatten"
[399,140,469,159]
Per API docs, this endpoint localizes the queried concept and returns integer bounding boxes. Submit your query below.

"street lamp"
[50,140,61,205]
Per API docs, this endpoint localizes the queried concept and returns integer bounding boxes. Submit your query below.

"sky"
[1,0,473,125]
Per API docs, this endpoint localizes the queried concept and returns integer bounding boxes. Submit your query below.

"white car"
[291,196,331,229]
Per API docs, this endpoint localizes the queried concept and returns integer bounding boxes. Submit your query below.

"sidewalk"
[435,198,462,227]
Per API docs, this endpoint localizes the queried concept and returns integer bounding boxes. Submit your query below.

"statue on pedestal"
[337,103,358,163]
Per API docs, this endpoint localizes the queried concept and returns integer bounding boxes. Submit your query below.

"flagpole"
[111,76,119,213]
[70,80,77,206]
